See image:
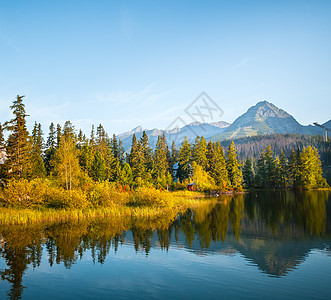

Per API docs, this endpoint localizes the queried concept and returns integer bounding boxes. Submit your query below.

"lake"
[1,191,331,299]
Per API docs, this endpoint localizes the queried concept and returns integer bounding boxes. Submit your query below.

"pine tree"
[206,141,214,172]
[110,133,119,159]
[128,134,137,165]
[178,136,192,182]
[118,162,133,186]
[192,136,207,170]
[4,95,31,179]
[279,149,287,188]
[118,139,125,165]
[170,140,178,167]
[30,122,46,178]
[288,149,301,188]
[56,124,62,148]
[243,157,254,188]
[153,134,170,188]
[44,123,57,174]
[0,122,4,151]
[140,131,153,171]
[211,141,230,190]
[226,141,242,190]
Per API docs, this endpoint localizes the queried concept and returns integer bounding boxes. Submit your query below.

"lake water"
[1,191,331,299]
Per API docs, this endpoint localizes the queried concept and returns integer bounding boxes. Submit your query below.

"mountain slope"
[211,101,321,141]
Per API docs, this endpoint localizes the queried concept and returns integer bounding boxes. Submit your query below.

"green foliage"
[243,157,254,188]
[4,95,31,179]
[226,141,243,190]
[178,136,192,181]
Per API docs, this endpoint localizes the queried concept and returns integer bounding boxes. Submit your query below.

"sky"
[0,0,330,136]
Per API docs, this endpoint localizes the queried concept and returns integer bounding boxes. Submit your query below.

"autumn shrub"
[129,187,177,208]
[0,178,51,207]
[87,181,130,206]
[45,188,90,209]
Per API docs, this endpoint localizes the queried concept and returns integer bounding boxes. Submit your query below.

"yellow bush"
[129,187,177,208]
[87,181,130,206]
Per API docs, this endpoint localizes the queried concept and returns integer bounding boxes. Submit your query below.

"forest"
[0,96,329,211]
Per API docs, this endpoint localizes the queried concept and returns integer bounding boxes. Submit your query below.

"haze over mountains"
[118,101,330,151]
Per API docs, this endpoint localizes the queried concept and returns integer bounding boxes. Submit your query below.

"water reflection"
[1,191,331,299]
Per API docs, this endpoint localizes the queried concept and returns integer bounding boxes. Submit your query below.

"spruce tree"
[192,136,207,170]
[56,124,62,148]
[211,141,230,190]
[178,136,192,182]
[140,131,153,171]
[153,134,170,188]
[30,122,46,178]
[243,157,254,189]
[279,149,287,188]
[4,95,31,179]
[226,141,242,190]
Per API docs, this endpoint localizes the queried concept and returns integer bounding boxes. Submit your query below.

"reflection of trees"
[0,191,330,296]
[245,190,329,237]
[0,225,43,300]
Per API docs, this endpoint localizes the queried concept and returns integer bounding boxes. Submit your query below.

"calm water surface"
[1,191,331,299]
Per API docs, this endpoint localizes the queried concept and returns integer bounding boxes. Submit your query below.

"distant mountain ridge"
[117,100,330,151]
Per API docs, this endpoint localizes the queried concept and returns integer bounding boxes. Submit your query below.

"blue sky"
[0,0,330,136]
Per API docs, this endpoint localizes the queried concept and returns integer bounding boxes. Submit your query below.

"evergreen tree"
[92,151,106,181]
[210,141,230,190]
[153,134,171,188]
[170,140,178,167]
[300,146,329,189]
[118,139,125,165]
[243,157,254,188]
[178,136,192,182]
[192,136,207,170]
[226,141,242,190]
[118,162,133,186]
[279,149,287,188]
[206,141,214,172]
[44,123,57,174]
[0,122,4,150]
[30,122,46,178]
[110,133,119,159]
[140,131,153,171]
[56,124,62,148]
[128,134,138,165]
[3,95,31,179]
[288,149,301,188]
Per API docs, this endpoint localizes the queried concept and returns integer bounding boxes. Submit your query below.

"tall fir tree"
[140,131,153,171]
[153,134,171,188]
[210,141,230,190]
[4,95,31,179]
[30,122,46,178]
[192,136,208,170]
[243,157,254,188]
[56,124,62,148]
[226,141,242,190]
[178,136,192,182]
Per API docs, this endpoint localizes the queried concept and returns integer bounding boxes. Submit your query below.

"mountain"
[117,100,330,151]
[118,121,230,151]
[210,101,322,141]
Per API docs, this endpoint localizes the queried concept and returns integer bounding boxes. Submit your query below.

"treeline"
[0,96,328,195]
[0,96,244,193]
[220,133,331,166]
[242,145,329,189]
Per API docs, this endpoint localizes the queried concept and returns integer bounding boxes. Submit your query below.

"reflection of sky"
[1,244,330,300]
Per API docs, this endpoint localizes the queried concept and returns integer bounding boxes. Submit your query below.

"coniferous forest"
[0,96,329,212]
